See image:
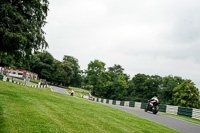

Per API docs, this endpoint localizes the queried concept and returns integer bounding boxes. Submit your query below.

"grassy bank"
[66,87,90,98]
[0,81,179,133]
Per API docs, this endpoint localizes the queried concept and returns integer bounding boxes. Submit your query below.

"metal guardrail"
[0,75,48,88]
[90,98,200,120]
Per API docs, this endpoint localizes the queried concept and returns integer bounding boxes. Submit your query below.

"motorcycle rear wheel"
[144,106,148,112]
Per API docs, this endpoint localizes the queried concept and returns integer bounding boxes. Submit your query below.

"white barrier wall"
[116,101,120,105]
[92,97,200,120]
[192,108,200,120]
[100,98,103,103]
[124,101,129,106]
[135,102,141,108]
[82,95,89,99]
[166,105,178,115]
[93,98,97,102]
[103,99,107,103]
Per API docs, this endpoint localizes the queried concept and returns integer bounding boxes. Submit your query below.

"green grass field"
[66,87,90,98]
[68,86,90,93]
[0,81,180,133]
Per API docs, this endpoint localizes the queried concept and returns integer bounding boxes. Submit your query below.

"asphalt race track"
[101,103,200,133]
[51,86,200,133]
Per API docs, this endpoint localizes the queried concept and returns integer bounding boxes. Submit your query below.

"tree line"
[84,60,200,109]
[0,1,199,109]
[1,51,199,109]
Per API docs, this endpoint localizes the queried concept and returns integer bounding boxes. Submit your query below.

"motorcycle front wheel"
[153,106,159,114]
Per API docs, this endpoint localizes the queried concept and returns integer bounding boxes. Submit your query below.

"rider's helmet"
[152,95,157,99]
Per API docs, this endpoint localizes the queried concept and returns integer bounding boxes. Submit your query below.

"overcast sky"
[44,0,200,89]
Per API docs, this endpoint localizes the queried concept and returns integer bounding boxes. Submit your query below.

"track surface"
[51,86,200,133]
[51,86,69,95]
[102,103,200,133]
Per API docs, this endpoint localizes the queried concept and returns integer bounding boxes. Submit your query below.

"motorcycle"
[144,99,160,114]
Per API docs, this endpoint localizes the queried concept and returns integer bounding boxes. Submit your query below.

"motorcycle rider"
[70,90,75,96]
[149,96,159,107]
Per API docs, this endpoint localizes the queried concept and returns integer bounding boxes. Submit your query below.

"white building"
[0,66,38,80]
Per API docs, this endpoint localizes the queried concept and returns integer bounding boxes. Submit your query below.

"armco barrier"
[106,99,109,104]
[129,101,135,107]
[178,107,193,118]
[101,98,104,103]
[0,75,3,80]
[159,104,167,112]
[0,76,48,88]
[141,103,147,109]
[112,100,116,105]
[94,98,97,101]
[166,105,178,115]
[103,99,107,103]
[116,101,120,106]
[120,101,124,106]
[109,100,113,104]
[135,102,141,108]
[192,108,200,120]
[92,97,200,120]
[124,101,129,106]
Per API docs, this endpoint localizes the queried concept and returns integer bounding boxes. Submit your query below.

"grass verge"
[68,86,90,93]
[0,81,179,133]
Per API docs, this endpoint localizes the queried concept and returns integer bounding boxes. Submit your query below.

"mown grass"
[66,87,90,98]
[159,112,200,125]
[68,86,90,93]
[0,81,180,133]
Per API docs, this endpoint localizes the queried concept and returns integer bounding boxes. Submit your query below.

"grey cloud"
[45,0,200,89]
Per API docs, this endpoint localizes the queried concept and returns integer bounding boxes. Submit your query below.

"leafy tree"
[30,51,54,81]
[173,80,200,108]
[129,74,149,101]
[52,60,67,86]
[107,64,129,100]
[61,61,73,86]
[0,52,30,70]
[109,74,128,100]
[128,74,162,102]
[159,75,184,104]
[63,55,82,87]
[0,0,49,63]
[86,60,111,97]
[108,64,124,78]
[145,75,162,99]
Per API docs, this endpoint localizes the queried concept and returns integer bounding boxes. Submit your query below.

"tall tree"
[63,55,82,87]
[173,80,200,109]
[129,74,149,101]
[86,60,111,96]
[52,60,67,86]
[0,0,49,66]
[108,64,129,100]
[30,51,54,81]
[128,74,162,102]
[108,64,124,78]
[109,74,128,100]
[61,61,73,86]
[159,75,184,104]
